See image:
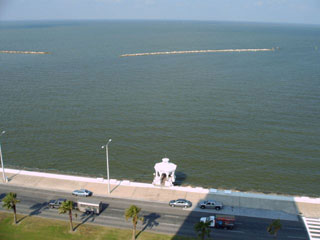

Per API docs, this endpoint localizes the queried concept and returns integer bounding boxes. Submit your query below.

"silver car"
[199,200,223,210]
[169,199,192,208]
[72,189,93,197]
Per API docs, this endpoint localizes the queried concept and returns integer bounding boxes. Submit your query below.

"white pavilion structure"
[152,157,177,187]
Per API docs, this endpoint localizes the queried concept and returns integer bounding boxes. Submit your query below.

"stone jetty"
[120,48,275,57]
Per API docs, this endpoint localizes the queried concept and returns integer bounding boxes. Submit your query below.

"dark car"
[48,198,66,208]
[169,199,192,208]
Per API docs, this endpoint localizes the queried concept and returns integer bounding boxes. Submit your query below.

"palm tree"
[267,219,282,239]
[2,192,20,224]
[194,221,211,240]
[125,205,144,240]
[59,200,74,232]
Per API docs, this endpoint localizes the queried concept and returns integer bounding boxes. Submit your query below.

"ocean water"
[0,20,319,196]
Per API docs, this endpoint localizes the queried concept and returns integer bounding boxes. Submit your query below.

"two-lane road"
[0,184,308,239]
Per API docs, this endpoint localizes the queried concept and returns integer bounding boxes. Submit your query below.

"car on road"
[72,189,93,197]
[199,200,223,210]
[48,198,66,208]
[169,199,192,208]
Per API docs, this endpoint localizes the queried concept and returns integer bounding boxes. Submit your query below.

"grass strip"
[0,211,193,240]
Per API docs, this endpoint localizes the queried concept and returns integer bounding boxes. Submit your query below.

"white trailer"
[76,199,102,214]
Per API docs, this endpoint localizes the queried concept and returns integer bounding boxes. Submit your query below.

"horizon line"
[1,18,319,27]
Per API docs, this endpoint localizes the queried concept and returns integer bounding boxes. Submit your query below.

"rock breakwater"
[0,50,50,54]
[120,48,275,57]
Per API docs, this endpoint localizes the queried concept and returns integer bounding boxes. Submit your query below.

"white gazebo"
[152,157,177,187]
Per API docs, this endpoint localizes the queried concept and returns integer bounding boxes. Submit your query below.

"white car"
[72,189,93,197]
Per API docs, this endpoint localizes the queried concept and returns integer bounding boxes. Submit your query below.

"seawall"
[0,168,319,219]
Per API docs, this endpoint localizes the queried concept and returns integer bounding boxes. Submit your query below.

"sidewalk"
[1,168,319,220]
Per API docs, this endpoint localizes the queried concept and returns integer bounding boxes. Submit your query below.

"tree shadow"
[17,201,49,224]
[0,193,5,201]
[29,202,50,216]
[73,202,109,231]
[174,171,187,186]
[135,213,160,239]
[74,211,96,231]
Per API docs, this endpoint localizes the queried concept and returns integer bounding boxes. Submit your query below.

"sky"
[0,0,320,25]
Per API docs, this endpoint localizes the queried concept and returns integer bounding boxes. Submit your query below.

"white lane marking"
[228,230,244,234]
[160,222,181,227]
[287,236,307,239]
[104,216,121,220]
[109,208,124,212]
[163,215,181,218]
[285,227,304,231]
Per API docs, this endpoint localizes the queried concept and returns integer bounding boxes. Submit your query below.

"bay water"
[0,20,319,196]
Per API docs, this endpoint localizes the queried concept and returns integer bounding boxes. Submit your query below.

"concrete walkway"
[1,168,319,221]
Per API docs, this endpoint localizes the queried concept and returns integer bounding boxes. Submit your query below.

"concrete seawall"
[1,168,319,219]
[120,48,275,57]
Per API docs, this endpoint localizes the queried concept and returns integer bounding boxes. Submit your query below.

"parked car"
[48,198,66,208]
[72,189,93,197]
[199,200,223,210]
[169,199,192,208]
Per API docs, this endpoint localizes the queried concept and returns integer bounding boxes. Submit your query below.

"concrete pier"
[120,48,275,57]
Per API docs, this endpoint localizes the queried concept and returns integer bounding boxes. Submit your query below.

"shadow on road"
[73,203,109,231]
[74,212,96,231]
[0,193,5,201]
[30,202,50,216]
[136,212,160,239]
[17,201,49,223]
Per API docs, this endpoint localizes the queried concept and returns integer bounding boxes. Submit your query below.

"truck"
[48,198,66,208]
[200,215,235,230]
[198,200,223,210]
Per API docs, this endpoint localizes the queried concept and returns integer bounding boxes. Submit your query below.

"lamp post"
[0,130,7,183]
[101,139,112,194]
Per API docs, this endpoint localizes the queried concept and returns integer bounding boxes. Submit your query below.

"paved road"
[0,185,308,239]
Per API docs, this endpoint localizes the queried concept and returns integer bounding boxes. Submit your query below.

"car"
[72,189,93,197]
[199,200,223,210]
[48,198,66,208]
[169,199,192,208]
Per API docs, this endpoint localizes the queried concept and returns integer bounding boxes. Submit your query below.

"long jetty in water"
[0,50,50,54]
[121,48,275,57]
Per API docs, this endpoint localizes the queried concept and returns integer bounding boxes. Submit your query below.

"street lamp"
[101,139,112,194]
[0,130,7,183]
